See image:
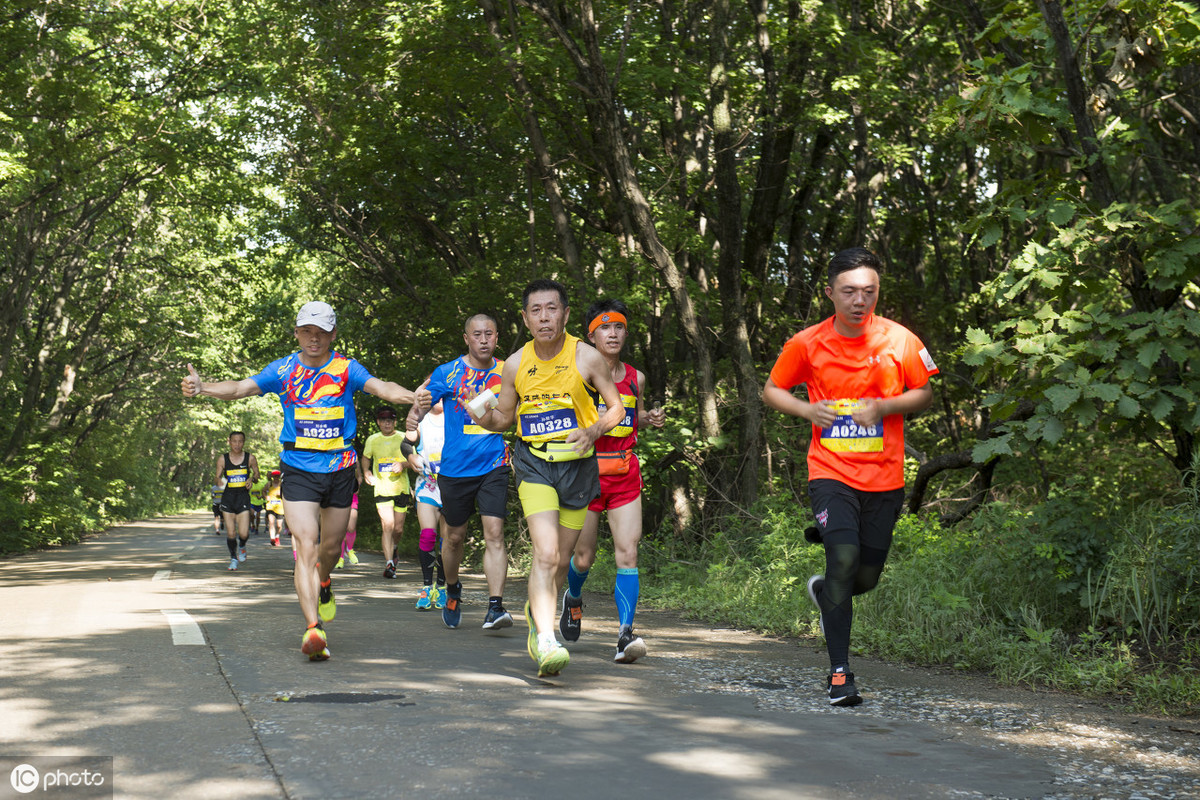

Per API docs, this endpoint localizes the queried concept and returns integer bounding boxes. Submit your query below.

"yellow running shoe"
[318,579,336,622]
[335,557,345,569]
[301,623,329,661]
[536,639,570,677]
[346,548,359,565]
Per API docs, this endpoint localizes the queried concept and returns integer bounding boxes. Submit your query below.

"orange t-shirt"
[768,314,938,491]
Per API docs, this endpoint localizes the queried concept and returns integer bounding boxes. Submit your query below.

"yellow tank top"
[514,334,600,443]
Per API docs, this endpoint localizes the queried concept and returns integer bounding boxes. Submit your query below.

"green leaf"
[1044,383,1080,412]
[971,435,1013,462]
[1136,341,1163,369]
[1116,396,1141,418]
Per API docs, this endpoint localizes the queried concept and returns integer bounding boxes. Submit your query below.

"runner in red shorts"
[557,299,664,663]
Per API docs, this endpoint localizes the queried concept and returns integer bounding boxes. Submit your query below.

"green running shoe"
[301,623,329,661]
[318,579,336,622]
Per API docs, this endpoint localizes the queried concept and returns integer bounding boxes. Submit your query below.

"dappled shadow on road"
[3,513,1198,799]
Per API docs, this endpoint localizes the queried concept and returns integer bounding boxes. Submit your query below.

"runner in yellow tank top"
[457,279,623,677]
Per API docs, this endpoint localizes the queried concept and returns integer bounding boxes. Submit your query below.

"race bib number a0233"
[819,399,883,453]
[294,406,346,451]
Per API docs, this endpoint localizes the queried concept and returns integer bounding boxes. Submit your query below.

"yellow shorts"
[517,481,587,530]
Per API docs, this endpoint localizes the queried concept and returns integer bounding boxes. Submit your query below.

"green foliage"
[645,482,1199,715]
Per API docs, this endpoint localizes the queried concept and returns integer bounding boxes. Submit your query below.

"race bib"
[519,400,579,440]
[294,406,346,450]
[226,467,249,488]
[599,393,637,438]
[376,457,403,475]
[819,399,883,453]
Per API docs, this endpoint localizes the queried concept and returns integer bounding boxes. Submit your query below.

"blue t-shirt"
[427,356,509,478]
[252,351,373,474]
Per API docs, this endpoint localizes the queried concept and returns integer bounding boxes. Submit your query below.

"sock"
[566,556,589,599]
[538,631,558,651]
[417,548,436,584]
[226,538,237,558]
[448,580,462,597]
[489,596,503,611]
[238,536,248,549]
[614,568,640,628]
[344,528,357,552]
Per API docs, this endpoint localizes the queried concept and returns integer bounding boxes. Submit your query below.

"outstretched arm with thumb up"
[181,364,261,401]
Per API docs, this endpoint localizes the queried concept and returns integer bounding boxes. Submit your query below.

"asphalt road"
[0,513,1096,799]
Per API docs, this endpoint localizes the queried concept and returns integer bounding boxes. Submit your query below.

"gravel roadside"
[648,610,1200,800]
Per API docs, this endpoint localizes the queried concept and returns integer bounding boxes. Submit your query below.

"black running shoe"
[442,583,462,629]
[559,590,582,642]
[383,561,396,579]
[614,625,647,663]
[828,667,862,706]
[482,606,513,630]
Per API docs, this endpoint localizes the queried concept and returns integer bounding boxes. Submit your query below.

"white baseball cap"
[295,301,336,331]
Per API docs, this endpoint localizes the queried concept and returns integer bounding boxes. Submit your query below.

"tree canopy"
[2,0,1198,549]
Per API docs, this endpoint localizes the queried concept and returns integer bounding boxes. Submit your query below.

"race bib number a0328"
[819,399,883,453]
[519,404,578,441]
[294,406,346,451]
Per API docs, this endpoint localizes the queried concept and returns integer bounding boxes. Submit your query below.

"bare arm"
[851,383,933,428]
[213,453,225,490]
[762,377,839,428]
[635,368,665,429]
[362,454,376,486]
[364,376,423,408]
[183,363,262,402]
[469,352,520,432]
[569,344,624,454]
[249,453,260,485]
[407,379,432,430]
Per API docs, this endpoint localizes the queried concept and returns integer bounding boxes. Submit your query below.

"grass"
[590,490,1200,718]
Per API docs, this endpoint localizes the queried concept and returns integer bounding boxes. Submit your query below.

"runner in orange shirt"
[763,247,938,706]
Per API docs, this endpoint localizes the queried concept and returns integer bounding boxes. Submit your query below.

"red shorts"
[588,453,642,512]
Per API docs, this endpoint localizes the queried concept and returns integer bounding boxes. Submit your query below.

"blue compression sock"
[566,556,589,599]
[615,568,640,628]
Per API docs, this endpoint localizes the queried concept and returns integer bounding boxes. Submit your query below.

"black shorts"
[281,464,357,509]
[219,490,252,515]
[439,465,511,528]
[510,441,600,512]
[212,504,222,517]
[373,492,414,512]
[808,479,904,565]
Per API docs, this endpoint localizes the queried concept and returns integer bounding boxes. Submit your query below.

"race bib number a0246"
[294,406,346,451]
[819,399,883,453]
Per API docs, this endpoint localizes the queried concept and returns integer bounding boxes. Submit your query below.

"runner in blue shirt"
[183,301,426,661]
[409,313,513,631]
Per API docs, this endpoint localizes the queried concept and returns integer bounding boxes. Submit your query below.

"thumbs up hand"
[182,364,202,398]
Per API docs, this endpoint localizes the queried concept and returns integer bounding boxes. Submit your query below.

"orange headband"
[588,311,628,336]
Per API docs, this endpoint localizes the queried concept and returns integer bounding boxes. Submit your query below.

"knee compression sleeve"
[822,542,860,668]
[419,527,437,552]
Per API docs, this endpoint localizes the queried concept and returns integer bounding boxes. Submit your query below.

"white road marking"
[167,545,196,563]
[152,570,171,581]
[162,609,205,645]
